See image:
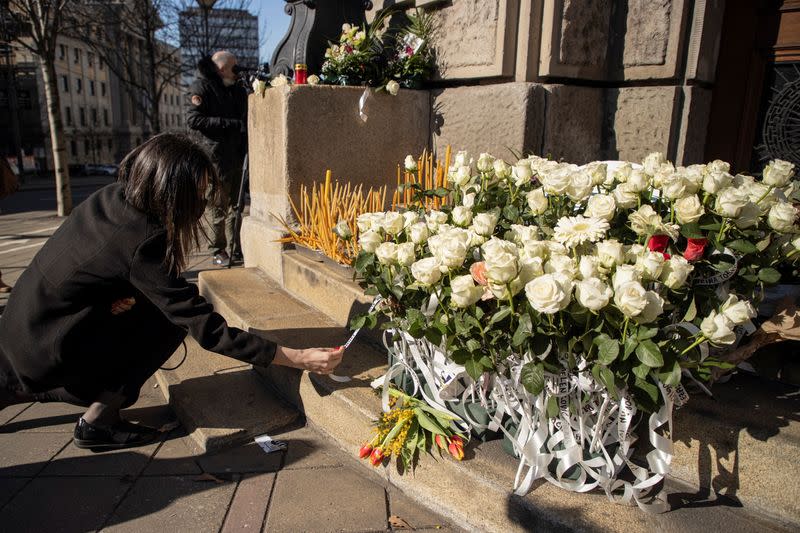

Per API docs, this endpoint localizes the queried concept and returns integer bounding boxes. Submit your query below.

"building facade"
[179,7,259,87]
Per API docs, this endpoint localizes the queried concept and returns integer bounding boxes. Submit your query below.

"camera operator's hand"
[273,346,344,374]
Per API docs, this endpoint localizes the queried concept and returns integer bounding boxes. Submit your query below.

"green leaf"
[758,267,781,284]
[597,365,618,400]
[532,335,551,358]
[623,336,637,360]
[680,222,704,239]
[432,187,449,197]
[682,296,697,322]
[520,362,545,395]
[414,408,446,436]
[632,363,650,380]
[596,338,620,366]
[636,327,658,341]
[354,251,374,273]
[634,378,659,404]
[489,306,512,325]
[349,314,367,330]
[464,357,484,381]
[465,338,481,353]
[659,360,682,387]
[726,239,758,254]
[546,395,559,419]
[636,340,664,368]
[502,204,519,221]
[512,314,532,347]
[756,235,772,252]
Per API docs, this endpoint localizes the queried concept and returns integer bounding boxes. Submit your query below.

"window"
[99,58,104,70]
[107,138,112,151]
[91,107,97,125]
[70,140,77,156]
[79,107,86,126]
[59,44,66,61]
[76,78,82,94]
[73,47,81,64]
[177,115,181,127]
[84,139,90,155]
[65,106,72,126]
[89,80,95,96]
[61,75,69,93]
[101,82,106,97]
[88,52,94,68]
[103,108,109,126]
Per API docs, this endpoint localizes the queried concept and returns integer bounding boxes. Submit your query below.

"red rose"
[683,238,708,261]
[647,235,670,253]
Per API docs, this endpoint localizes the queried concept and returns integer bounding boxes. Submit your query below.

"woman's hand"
[273,346,344,374]
[111,297,136,315]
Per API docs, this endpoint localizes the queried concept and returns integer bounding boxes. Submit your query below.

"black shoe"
[73,417,160,451]
[212,251,229,266]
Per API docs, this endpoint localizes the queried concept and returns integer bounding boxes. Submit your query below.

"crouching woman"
[0,133,343,450]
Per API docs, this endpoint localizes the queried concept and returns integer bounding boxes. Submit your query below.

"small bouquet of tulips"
[358,388,468,471]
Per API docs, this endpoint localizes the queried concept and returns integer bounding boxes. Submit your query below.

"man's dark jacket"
[186,57,248,179]
[0,183,275,395]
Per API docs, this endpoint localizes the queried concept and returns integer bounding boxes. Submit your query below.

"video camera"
[234,63,271,92]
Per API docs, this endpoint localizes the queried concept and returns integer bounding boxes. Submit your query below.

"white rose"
[451,205,473,227]
[596,239,626,269]
[517,254,544,284]
[585,162,608,186]
[307,74,320,85]
[706,160,731,174]
[425,210,448,233]
[634,291,665,324]
[462,192,476,208]
[715,187,749,218]
[628,205,662,235]
[613,183,639,209]
[472,210,500,236]
[626,169,650,192]
[700,310,736,345]
[720,294,756,325]
[652,163,676,188]
[613,163,632,183]
[477,153,495,173]
[411,257,443,285]
[450,275,483,308]
[386,80,400,96]
[566,169,594,202]
[402,211,419,228]
[409,222,429,244]
[356,213,374,233]
[404,155,418,172]
[767,202,798,232]
[626,244,646,262]
[793,235,800,251]
[612,265,642,292]
[526,188,548,215]
[482,238,519,284]
[734,202,761,229]
[375,242,398,265]
[369,212,385,232]
[674,195,704,224]
[660,256,693,289]
[579,255,600,280]
[453,150,471,169]
[270,74,288,87]
[575,278,612,311]
[543,165,575,195]
[522,240,550,260]
[525,274,572,314]
[252,78,266,95]
[684,165,705,191]
[358,230,382,253]
[383,212,405,235]
[506,224,539,245]
[544,253,578,280]
[702,170,733,194]
[614,280,649,318]
[643,152,667,176]
[584,194,616,221]
[512,162,533,187]
[396,242,416,267]
[661,173,689,200]
[451,165,472,188]
[635,251,665,280]
[433,228,470,269]
[763,159,795,187]
[493,159,511,179]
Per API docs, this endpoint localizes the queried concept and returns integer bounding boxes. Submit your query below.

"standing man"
[186,51,248,265]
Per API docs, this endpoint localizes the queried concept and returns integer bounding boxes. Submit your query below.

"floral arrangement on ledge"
[349,150,799,510]
[320,9,436,95]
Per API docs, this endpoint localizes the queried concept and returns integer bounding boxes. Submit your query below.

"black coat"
[0,183,275,394]
[186,58,248,180]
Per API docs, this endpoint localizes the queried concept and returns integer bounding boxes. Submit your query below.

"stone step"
[191,267,797,532]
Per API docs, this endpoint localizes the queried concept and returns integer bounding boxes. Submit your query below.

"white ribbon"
[358,87,370,122]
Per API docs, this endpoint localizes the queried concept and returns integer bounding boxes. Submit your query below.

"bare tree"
[1,0,74,215]
[78,0,182,135]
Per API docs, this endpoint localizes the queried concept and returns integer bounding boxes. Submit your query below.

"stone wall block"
[602,86,680,163]
[675,86,713,166]
[540,84,604,163]
[431,82,544,161]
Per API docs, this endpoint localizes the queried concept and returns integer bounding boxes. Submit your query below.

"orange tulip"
[359,443,373,459]
[434,434,447,449]
[370,447,385,466]
[448,441,464,461]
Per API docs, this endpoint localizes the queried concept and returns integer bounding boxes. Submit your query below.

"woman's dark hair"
[117,133,219,274]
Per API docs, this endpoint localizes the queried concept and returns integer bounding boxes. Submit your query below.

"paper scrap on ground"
[254,434,288,454]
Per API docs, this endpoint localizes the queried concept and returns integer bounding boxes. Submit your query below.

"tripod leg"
[228,153,249,268]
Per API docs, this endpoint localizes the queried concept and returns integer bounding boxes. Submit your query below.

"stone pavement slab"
[0,476,130,532]
[142,429,204,477]
[103,475,237,532]
[197,442,283,475]
[0,432,72,477]
[278,425,344,470]
[265,466,388,533]
[221,473,275,533]
[0,404,30,426]
[4,401,85,433]
[0,478,28,508]
[43,441,162,477]
[388,488,452,531]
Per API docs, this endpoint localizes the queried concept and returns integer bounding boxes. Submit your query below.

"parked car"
[68,164,88,176]
[86,164,118,176]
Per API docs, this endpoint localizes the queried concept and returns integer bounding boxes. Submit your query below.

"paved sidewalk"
[0,184,456,532]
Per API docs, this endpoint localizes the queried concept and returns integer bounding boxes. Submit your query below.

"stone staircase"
[156,252,799,532]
